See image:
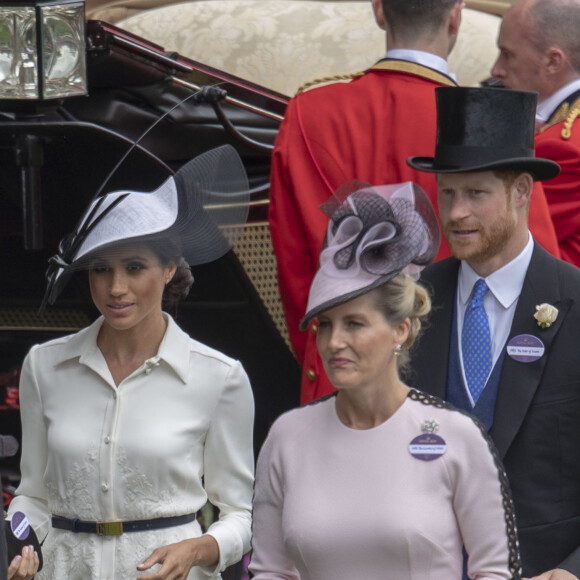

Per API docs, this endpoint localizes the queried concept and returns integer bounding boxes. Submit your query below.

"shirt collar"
[156,314,191,383]
[458,233,534,309]
[57,313,190,383]
[58,316,104,363]
[385,49,456,80]
[537,78,580,122]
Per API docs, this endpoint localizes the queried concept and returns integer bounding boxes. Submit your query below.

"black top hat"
[407,87,560,181]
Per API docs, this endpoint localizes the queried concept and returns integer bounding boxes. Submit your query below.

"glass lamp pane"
[0,7,39,99]
[40,2,86,99]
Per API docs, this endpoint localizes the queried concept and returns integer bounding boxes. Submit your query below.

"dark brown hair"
[381,0,461,37]
[150,238,194,310]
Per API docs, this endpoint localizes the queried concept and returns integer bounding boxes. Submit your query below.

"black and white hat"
[42,144,249,309]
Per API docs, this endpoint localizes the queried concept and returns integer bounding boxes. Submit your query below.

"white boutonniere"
[534,303,558,328]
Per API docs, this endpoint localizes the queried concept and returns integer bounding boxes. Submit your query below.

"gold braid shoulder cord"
[538,96,580,140]
[297,71,365,94]
[297,60,456,95]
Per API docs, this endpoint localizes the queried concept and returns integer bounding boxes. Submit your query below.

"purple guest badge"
[10,511,30,540]
[409,434,447,461]
[506,334,545,363]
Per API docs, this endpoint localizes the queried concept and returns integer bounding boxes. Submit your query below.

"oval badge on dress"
[10,511,31,541]
[409,434,447,461]
[506,334,545,363]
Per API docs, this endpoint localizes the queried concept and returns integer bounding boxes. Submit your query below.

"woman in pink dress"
[250,181,521,580]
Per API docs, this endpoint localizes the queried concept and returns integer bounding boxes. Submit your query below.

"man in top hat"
[408,87,580,579]
[491,0,580,267]
[268,0,560,406]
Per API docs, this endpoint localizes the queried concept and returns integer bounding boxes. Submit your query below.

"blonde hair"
[370,273,431,371]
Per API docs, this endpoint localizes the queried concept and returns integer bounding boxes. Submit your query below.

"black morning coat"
[410,243,580,578]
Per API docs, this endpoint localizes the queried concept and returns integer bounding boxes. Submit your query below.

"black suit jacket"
[410,244,580,578]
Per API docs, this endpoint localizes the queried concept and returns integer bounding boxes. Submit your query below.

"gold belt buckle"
[96,521,123,536]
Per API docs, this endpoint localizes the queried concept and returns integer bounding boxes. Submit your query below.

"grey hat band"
[434,144,535,168]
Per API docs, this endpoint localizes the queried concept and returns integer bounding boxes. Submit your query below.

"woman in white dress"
[250,181,521,580]
[7,145,255,580]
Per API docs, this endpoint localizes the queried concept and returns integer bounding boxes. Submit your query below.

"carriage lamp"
[0,0,87,101]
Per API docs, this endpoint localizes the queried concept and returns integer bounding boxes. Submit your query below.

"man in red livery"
[270,0,560,405]
[492,0,580,266]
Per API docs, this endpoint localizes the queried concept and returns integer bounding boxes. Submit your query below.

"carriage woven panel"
[232,223,293,353]
[0,307,91,331]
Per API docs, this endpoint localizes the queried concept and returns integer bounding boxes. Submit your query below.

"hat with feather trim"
[300,180,440,330]
[41,144,249,311]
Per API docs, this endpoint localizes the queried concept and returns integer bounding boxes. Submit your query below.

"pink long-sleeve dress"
[250,389,520,580]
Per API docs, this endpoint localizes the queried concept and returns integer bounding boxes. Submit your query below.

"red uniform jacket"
[269,60,560,405]
[535,91,580,266]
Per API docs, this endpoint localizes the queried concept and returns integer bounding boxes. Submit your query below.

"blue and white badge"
[10,511,30,540]
[507,334,545,363]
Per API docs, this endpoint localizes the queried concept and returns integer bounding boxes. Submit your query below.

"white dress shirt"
[456,234,534,406]
[8,314,255,579]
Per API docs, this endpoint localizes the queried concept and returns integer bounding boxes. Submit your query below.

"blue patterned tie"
[462,279,492,403]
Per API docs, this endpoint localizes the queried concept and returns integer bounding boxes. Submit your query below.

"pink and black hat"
[300,181,440,330]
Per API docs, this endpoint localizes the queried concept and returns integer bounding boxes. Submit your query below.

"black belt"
[51,513,196,536]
